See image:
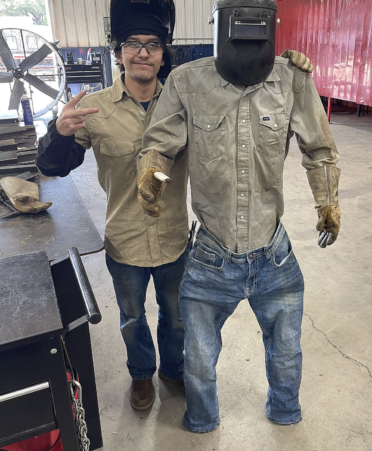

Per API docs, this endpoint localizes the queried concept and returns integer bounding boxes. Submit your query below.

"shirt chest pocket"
[193,115,226,161]
[99,139,137,178]
[257,113,289,158]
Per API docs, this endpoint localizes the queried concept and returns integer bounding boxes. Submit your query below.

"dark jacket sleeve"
[36,118,87,177]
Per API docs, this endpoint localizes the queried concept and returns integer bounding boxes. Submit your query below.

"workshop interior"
[0,0,371,450]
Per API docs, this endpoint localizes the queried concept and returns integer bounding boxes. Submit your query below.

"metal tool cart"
[0,176,104,450]
[0,249,102,450]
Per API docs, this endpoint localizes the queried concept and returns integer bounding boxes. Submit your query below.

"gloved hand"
[307,166,341,249]
[316,205,341,248]
[0,177,52,214]
[137,167,166,217]
[281,49,313,73]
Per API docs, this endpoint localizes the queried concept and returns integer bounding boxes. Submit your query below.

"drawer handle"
[0,382,49,403]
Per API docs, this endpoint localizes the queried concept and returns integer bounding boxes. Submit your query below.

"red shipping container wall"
[276,0,372,107]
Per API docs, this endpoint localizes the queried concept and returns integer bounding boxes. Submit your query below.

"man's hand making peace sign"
[56,90,99,136]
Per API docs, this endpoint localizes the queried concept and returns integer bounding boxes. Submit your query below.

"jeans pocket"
[271,233,294,269]
[191,244,225,270]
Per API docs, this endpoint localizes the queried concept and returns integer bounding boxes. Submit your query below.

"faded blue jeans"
[106,245,190,381]
[179,224,304,432]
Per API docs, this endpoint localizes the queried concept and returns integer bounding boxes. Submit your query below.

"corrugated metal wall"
[48,0,214,48]
[173,0,214,44]
[276,0,372,107]
[48,0,110,47]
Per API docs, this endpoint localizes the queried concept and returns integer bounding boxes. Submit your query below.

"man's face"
[118,34,165,83]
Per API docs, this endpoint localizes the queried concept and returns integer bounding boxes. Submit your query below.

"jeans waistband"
[195,223,286,264]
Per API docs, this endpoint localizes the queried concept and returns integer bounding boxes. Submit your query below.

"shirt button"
[207,125,211,129]
[241,216,244,219]
[274,124,278,128]
[114,150,118,154]
[242,145,246,148]
[241,194,244,197]
[242,120,246,124]
[242,170,245,174]
[141,112,145,115]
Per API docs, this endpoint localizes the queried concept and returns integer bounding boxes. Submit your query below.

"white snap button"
[114,150,118,153]
[242,120,246,124]
[141,112,145,115]
[242,145,246,148]
[274,124,278,128]
[241,216,244,219]
[241,194,244,197]
[242,170,245,173]
[207,125,211,128]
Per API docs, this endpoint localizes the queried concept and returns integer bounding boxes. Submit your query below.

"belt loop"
[273,225,285,253]
[269,223,285,257]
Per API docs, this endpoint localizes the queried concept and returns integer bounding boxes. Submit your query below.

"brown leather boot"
[130,379,155,410]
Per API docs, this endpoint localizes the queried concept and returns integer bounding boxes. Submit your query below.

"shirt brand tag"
[263,117,270,121]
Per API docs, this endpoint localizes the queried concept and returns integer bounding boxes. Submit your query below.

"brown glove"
[316,205,341,248]
[281,49,313,73]
[307,166,341,248]
[137,149,170,218]
[137,168,167,217]
[0,177,52,214]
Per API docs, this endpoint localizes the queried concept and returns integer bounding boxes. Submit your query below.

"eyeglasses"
[121,41,164,55]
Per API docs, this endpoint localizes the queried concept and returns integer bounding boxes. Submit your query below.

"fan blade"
[0,72,13,83]
[9,79,24,110]
[19,44,53,72]
[0,32,17,71]
[24,73,59,99]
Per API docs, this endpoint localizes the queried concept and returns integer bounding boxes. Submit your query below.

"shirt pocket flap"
[100,139,135,157]
[193,115,225,132]
[259,113,288,131]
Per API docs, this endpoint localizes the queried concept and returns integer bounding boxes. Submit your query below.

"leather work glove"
[137,149,171,218]
[316,205,341,248]
[281,49,313,73]
[0,177,52,214]
[307,166,341,248]
[137,167,166,217]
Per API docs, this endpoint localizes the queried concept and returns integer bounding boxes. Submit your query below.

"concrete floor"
[69,112,372,451]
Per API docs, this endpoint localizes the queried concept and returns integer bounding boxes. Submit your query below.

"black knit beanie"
[114,12,168,45]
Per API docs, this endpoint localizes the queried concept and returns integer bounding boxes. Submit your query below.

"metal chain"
[69,379,90,451]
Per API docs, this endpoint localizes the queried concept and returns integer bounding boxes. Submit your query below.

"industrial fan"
[0,28,66,118]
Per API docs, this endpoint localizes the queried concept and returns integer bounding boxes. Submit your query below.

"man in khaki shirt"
[36,10,190,411]
[138,0,340,433]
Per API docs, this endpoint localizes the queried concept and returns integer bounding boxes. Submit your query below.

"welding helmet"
[212,0,277,86]
[110,0,175,78]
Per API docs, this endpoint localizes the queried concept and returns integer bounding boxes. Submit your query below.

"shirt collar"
[265,68,280,82]
[111,73,163,103]
[220,66,281,88]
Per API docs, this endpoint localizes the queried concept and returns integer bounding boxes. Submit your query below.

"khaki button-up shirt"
[75,74,189,266]
[140,56,339,253]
